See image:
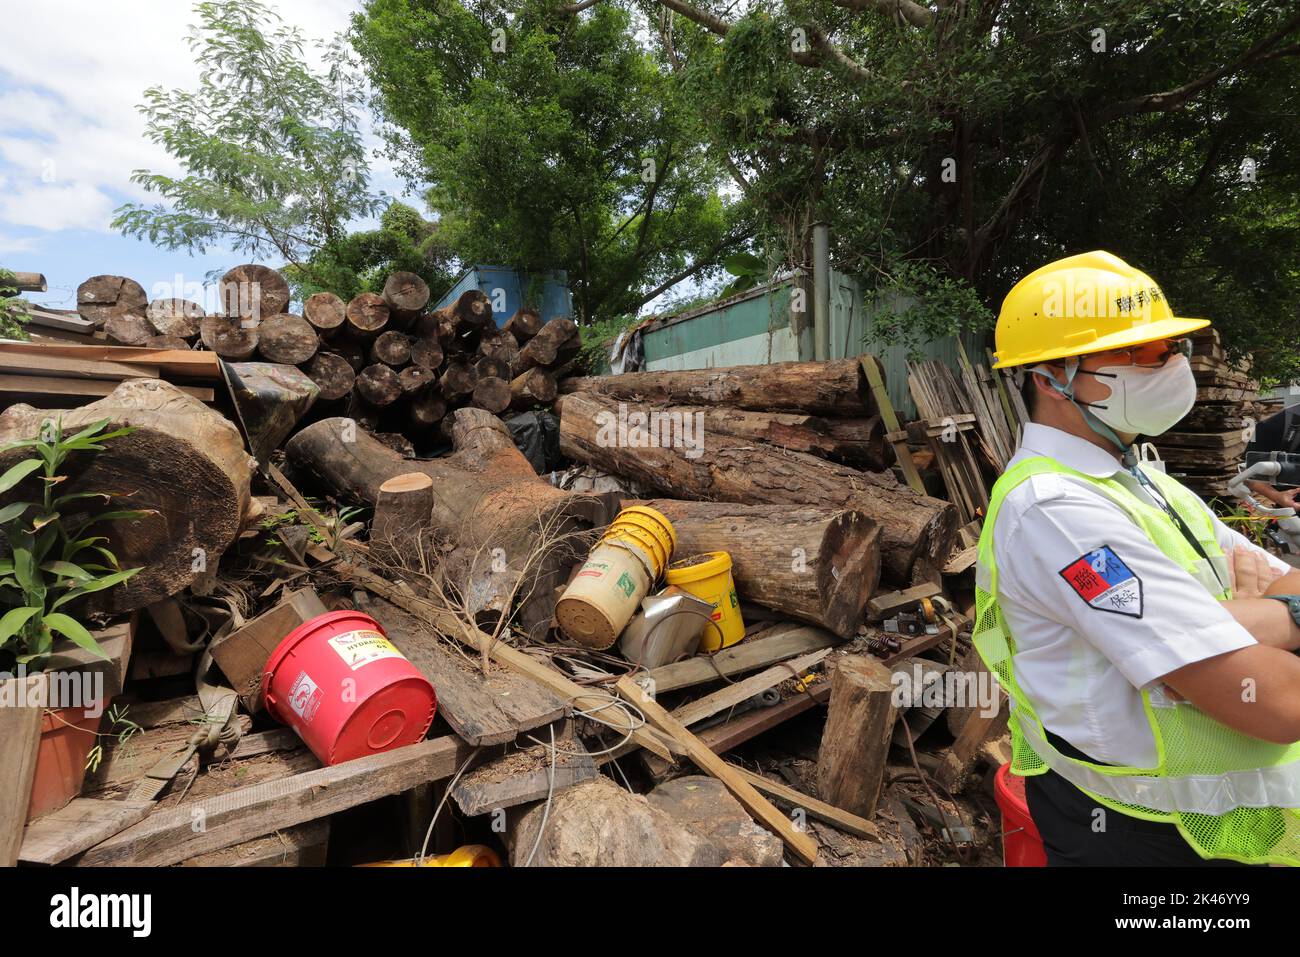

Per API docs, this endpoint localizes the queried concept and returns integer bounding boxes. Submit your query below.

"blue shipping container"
[433,265,573,328]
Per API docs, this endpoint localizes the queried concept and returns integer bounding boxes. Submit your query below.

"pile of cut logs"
[555,358,960,587]
[1158,328,1259,498]
[74,265,581,444]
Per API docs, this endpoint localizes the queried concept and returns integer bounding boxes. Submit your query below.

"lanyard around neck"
[1127,465,1227,591]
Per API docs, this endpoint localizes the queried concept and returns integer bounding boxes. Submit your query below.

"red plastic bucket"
[993,762,1047,867]
[261,611,436,766]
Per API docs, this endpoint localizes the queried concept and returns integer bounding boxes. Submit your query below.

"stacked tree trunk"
[77,264,582,450]
[1157,328,1259,498]
[557,358,957,587]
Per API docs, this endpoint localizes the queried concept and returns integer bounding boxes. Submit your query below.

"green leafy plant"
[0,418,147,671]
[84,703,143,774]
[0,269,32,341]
[718,252,767,297]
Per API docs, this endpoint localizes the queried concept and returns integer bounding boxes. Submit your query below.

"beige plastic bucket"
[555,540,653,650]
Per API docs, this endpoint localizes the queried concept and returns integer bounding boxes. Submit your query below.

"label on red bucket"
[327,629,405,671]
[288,670,324,723]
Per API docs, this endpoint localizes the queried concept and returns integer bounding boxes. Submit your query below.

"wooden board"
[0,341,221,379]
[669,649,831,728]
[0,374,214,402]
[615,674,819,865]
[450,734,597,816]
[209,588,327,710]
[730,765,879,840]
[0,352,159,381]
[77,737,470,866]
[643,625,841,694]
[0,687,42,866]
[44,617,135,698]
[372,596,568,746]
[19,798,153,865]
[178,820,330,867]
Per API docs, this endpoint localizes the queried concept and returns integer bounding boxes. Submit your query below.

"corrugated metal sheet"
[636,268,990,420]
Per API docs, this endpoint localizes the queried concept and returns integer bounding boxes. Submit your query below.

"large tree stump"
[627,499,880,637]
[509,368,557,409]
[285,411,612,634]
[816,655,897,819]
[218,264,290,321]
[0,379,254,613]
[76,275,147,327]
[558,391,956,583]
[372,472,435,566]
[561,356,884,416]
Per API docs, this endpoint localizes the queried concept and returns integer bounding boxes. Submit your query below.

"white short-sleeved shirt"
[993,423,1291,767]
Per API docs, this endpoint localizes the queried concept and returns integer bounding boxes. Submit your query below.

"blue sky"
[0,0,401,312]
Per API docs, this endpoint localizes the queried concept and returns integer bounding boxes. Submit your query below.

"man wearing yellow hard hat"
[979,250,1300,866]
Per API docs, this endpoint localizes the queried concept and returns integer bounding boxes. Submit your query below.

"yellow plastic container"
[555,540,653,650]
[600,506,677,576]
[359,845,502,867]
[665,551,745,652]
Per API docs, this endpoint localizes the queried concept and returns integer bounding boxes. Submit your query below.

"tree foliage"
[351,0,753,324]
[112,0,381,271]
[641,0,1300,377]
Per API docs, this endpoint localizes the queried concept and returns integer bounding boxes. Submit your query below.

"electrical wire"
[416,745,482,865]
[523,723,557,868]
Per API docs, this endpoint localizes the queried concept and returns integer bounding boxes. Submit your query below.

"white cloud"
[0,0,375,238]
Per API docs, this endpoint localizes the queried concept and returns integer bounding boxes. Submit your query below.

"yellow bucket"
[556,540,653,650]
[600,506,676,577]
[664,551,745,652]
[358,845,501,867]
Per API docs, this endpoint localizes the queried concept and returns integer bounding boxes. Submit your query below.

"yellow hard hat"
[991,250,1210,368]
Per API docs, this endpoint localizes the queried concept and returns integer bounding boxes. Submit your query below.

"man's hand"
[1246,480,1300,511]
[1229,544,1286,599]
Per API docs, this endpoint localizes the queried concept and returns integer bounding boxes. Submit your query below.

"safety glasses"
[1095,337,1193,369]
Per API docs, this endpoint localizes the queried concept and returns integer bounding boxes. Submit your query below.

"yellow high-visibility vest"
[976,456,1300,865]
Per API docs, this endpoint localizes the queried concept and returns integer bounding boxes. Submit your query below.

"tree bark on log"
[557,391,955,582]
[372,472,435,565]
[509,368,557,409]
[626,499,880,637]
[560,356,883,416]
[0,379,254,613]
[146,299,204,340]
[257,314,318,365]
[514,317,578,374]
[427,290,494,335]
[218,264,290,321]
[816,655,897,819]
[303,352,356,401]
[609,403,892,471]
[503,308,543,342]
[200,316,259,360]
[303,292,347,336]
[76,275,147,327]
[285,411,613,635]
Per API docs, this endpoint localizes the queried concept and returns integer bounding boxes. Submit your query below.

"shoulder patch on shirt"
[1059,545,1144,618]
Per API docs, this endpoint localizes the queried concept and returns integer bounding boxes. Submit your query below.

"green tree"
[285,202,457,303]
[112,0,382,274]
[351,0,752,324]
[639,0,1300,378]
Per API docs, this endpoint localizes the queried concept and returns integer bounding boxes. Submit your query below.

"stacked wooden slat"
[68,265,582,446]
[0,341,221,404]
[905,359,990,526]
[1157,329,1258,498]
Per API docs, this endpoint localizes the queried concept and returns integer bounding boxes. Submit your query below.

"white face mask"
[1086,353,1197,436]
